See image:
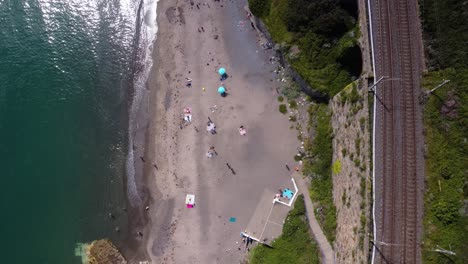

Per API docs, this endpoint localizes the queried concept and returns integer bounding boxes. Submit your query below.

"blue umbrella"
[218,68,226,75]
[217,86,226,94]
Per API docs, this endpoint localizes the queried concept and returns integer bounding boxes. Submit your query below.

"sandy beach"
[140,0,302,263]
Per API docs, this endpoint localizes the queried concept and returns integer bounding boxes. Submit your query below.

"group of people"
[181,69,248,161]
[274,188,294,202]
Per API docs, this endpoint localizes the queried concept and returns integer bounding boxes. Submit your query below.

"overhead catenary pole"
[429,79,450,94]
[368,76,388,92]
[430,245,456,256]
[368,76,400,92]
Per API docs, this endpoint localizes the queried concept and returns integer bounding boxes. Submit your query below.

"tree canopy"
[285,0,352,37]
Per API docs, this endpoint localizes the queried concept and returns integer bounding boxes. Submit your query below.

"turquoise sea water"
[0,0,155,262]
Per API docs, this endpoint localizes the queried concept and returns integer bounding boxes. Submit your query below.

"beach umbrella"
[218,86,226,94]
[218,68,226,75]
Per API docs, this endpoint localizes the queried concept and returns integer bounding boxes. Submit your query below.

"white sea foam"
[125,0,159,207]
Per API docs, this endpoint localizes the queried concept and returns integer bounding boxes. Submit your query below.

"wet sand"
[142,0,301,263]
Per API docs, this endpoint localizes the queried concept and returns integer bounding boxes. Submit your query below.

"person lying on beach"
[184,114,192,123]
[185,77,192,87]
[183,107,192,123]
[209,146,217,155]
[239,126,247,136]
[206,121,216,134]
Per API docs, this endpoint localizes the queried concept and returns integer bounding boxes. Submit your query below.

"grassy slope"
[421,69,468,264]
[249,195,320,264]
[303,104,336,243]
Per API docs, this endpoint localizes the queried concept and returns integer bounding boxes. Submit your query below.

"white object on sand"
[186,194,195,208]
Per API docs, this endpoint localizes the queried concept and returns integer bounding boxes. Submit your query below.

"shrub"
[282,82,301,99]
[353,159,360,167]
[332,160,341,175]
[248,0,271,17]
[432,199,459,225]
[279,104,287,114]
[294,153,303,161]
[277,95,284,102]
[355,137,361,156]
[289,100,298,109]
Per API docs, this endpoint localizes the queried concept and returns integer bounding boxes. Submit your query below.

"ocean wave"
[125,0,159,207]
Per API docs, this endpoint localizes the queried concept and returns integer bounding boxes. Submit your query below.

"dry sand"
[138,0,302,263]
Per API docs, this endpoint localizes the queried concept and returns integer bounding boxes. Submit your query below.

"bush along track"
[421,69,468,263]
[420,0,468,262]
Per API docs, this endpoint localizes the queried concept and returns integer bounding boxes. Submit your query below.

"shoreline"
[118,0,159,262]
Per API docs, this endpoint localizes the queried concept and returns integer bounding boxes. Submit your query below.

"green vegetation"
[248,0,360,97]
[250,195,320,264]
[248,0,271,18]
[420,0,468,69]
[355,137,361,156]
[303,104,337,242]
[420,1,468,262]
[281,82,302,100]
[279,104,287,114]
[277,95,284,102]
[289,115,297,122]
[340,81,361,105]
[421,69,468,263]
[332,160,342,175]
[288,100,298,109]
[359,116,366,131]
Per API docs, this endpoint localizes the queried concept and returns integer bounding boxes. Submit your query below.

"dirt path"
[293,173,335,264]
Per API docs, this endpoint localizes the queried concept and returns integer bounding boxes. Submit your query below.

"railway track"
[370,0,424,263]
